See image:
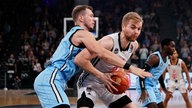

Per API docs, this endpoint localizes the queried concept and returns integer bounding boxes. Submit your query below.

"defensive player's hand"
[129,65,152,78]
[97,72,120,93]
[187,85,191,92]
[138,90,150,103]
[164,89,173,98]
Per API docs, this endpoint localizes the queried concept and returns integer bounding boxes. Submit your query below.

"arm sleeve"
[139,62,152,90]
[139,77,145,90]
[158,75,166,89]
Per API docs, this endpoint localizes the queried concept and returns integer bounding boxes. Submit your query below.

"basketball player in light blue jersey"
[34,5,151,108]
[76,12,149,108]
[136,38,175,108]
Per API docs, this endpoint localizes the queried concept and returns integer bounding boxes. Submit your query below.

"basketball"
[109,70,130,94]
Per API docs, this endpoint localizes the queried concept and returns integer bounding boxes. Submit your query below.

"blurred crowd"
[0,0,191,89]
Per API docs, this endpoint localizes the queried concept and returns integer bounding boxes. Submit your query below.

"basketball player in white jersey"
[163,50,191,108]
[75,12,144,108]
[34,5,151,108]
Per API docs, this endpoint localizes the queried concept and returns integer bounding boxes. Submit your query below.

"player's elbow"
[74,56,82,66]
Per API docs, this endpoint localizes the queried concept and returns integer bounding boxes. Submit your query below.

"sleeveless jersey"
[48,26,84,81]
[78,32,138,85]
[139,51,169,87]
[167,59,183,80]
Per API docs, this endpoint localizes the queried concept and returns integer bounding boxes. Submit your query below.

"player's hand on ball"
[129,65,152,78]
[97,72,119,93]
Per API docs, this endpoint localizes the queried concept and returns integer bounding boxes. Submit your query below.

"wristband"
[123,62,131,70]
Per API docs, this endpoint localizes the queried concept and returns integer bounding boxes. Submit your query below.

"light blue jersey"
[34,26,84,108]
[136,51,168,106]
[48,26,84,81]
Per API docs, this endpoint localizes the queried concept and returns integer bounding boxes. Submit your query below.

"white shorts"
[77,80,129,107]
[167,79,187,93]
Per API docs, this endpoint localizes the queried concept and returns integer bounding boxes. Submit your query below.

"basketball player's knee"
[77,92,94,108]
[109,95,132,108]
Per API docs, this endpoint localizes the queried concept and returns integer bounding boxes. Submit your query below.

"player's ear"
[122,24,126,31]
[79,15,84,22]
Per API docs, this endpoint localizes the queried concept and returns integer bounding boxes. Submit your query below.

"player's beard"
[85,23,94,31]
[124,30,137,42]
[126,35,136,42]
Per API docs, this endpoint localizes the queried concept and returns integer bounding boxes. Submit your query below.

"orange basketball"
[110,70,130,94]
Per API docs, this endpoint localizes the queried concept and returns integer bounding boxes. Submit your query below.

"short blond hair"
[122,12,143,26]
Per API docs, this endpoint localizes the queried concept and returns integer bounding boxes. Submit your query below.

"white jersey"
[167,58,183,80]
[78,32,138,85]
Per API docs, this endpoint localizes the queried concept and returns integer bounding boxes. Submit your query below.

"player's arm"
[159,71,173,98]
[74,31,128,70]
[139,54,159,89]
[138,54,158,102]
[162,68,167,79]
[158,75,166,91]
[159,69,168,92]
[74,31,151,78]
[73,33,120,92]
[158,74,173,99]
[181,60,191,91]
[139,62,152,90]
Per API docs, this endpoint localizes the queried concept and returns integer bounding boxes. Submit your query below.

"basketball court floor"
[0,89,191,108]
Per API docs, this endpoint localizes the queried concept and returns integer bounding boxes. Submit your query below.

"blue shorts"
[137,87,163,107]
[34,66,69,108]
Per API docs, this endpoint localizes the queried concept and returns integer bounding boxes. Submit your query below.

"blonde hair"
[122,12,143,26]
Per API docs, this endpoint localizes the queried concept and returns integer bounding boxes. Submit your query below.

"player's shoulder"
[75,29,95,39]
[107,32,119,37]
[101,33,119,41]
[179,58,186,65]
[149,54,159,59]
[178,58,183,62]
[148,53,160,64]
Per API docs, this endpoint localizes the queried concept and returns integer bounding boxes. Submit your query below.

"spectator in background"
[32,58,42,82]
[189,45,192,59]
[7,53,16,76]
[150,39,160,52]
[38,50,46,70]
[142,34,152,50]
[13,75,21,89]
[180,42,190,63]
[6,53,17,88]
[131,52,140,68]
[139,44,149,67]
[186,56,192,71]
[7,53,16,67]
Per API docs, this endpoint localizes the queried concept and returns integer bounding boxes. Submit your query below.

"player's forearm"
[83,63,104,77]
[186,74,191,84]
[98,48,129,69]
[159,75,166,89]
[74,55,103,77]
